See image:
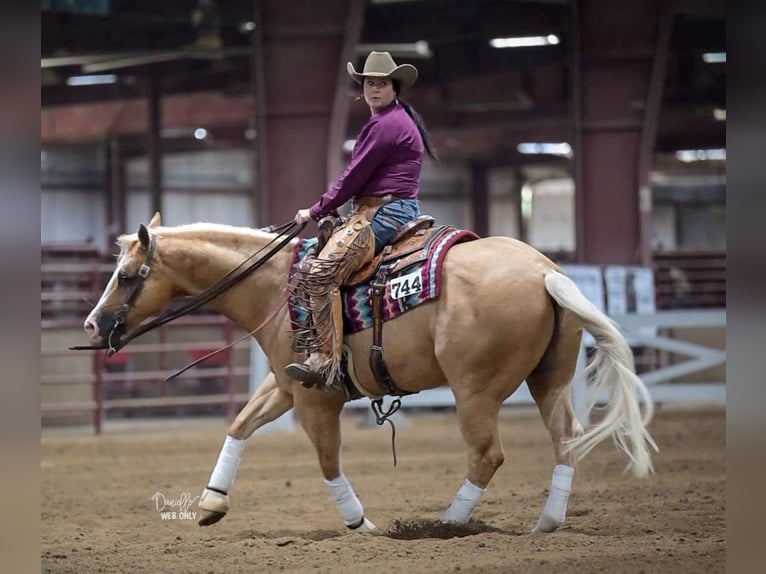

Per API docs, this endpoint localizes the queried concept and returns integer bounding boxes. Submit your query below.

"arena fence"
[346,309,726,421]
[41,316,253,433]
[41,308,725,434]
[41,246,725,434]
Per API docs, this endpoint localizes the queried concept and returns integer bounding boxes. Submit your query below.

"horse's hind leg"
[526,312,585,533]
[442,393,506,524]
[198,371,293,526]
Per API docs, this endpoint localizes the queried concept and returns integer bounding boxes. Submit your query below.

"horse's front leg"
[294,391,378,534]
[198,371,293,526]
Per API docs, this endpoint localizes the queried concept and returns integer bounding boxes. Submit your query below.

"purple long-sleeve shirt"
[309,101,424,220]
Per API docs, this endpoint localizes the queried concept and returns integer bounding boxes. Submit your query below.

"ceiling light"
[675,148,726,162]
[194,128,208,140]
[239,21,256,33]
[702,52,726,64]
[355,41,431,59]
[517,142,572,157]
[490,35,559,49]
[66,74,117,86]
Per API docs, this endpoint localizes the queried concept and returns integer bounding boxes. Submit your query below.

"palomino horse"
[83,213,656,534]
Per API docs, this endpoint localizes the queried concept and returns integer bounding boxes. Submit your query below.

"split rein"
[71,219,405,466]
[70,221,306,365]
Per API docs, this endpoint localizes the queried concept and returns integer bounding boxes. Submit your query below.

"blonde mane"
[116,222,288,254]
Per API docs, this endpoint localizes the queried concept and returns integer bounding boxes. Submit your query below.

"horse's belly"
[344,302,444,394]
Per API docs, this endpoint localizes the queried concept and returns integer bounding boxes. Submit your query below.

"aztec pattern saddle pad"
[288,227,479,334]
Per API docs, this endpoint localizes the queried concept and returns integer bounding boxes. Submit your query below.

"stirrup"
[285,363,327,388]
[285,362,344,393]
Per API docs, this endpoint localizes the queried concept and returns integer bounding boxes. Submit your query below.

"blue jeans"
[369,198,421,254]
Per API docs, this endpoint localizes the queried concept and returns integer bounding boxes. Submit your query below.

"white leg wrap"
[207,435,246,493]
[442,479,485,524]
[533,464,574,533]
[325,474,365,528]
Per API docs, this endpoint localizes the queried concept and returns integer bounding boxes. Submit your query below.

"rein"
[70,221,305,356]
[163,274,300,383]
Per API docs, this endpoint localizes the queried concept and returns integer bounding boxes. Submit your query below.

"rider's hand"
[294,209,312,225]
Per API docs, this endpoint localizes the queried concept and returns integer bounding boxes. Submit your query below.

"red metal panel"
[580,130,641,263]
[265,116,332,225]
[574,0,661,265]
[256,0,362,228]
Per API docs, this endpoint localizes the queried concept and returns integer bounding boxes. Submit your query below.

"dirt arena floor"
[41,404,725,573]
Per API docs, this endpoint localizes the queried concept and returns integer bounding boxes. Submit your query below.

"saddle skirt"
[288,225,479,334]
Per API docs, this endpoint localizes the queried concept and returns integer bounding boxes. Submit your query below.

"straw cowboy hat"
[347,51,418,92]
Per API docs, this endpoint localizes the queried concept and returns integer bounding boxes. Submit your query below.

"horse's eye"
[117,271,134,285]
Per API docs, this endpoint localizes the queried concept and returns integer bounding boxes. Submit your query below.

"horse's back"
[438,236,559,311]
[445,235,559,276]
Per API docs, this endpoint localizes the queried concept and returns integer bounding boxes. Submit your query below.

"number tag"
[389,270,423,300]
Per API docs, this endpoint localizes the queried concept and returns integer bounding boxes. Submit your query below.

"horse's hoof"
[347,516,379,535]
[198,511,227,527]
[532,514,562,533]
[198,487,230,513]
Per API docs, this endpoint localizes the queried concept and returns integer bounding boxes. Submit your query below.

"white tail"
[544,270,658,477]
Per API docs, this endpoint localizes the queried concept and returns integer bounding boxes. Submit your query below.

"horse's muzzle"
[84,311,125,347]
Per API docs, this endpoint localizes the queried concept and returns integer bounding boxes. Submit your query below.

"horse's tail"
[543,270,658,477]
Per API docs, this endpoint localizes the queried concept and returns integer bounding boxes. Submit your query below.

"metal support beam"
[470,162,489,237]
[106,138,126,243]
[572,0,662,265]
[637,2,673,266]
[146,67,163,218]
[513,170,527,243]
[257,0,363,227]
[327,0,366,186]
[252,0,269,227]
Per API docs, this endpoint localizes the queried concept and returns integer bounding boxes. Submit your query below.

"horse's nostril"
[84,319,97,337]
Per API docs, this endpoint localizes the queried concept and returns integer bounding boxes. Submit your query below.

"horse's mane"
[116,222,278,252]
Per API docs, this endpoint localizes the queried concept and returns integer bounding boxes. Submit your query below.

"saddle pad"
[288,228,479,334]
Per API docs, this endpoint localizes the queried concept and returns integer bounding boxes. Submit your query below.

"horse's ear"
[138,224,151,250]
[148,212,162,228]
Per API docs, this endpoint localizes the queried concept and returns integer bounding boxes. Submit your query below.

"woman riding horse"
[286,50,437,392]
[82,213,657,535]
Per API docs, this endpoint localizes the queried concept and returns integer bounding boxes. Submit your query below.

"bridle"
[71,221,306,357]
[105,232,157,354]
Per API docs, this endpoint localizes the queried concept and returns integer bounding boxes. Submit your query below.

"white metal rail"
[337,309,726,423]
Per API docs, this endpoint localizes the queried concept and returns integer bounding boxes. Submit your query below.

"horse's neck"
[162,226,294,333]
